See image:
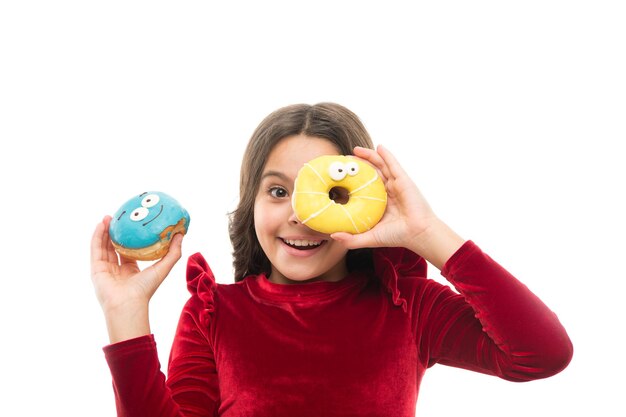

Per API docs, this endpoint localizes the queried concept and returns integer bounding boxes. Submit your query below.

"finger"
[91,219,107,268]
[151,234,184,285]
[353,146,391,182]
[91,216,118,276]
[101,216,119,265]
[376,145,407,181]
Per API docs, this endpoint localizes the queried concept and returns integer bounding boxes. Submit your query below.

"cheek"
[253,201,264,237]
[253,199,274,241]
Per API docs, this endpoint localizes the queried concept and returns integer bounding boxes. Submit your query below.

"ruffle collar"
[184,247,427,315]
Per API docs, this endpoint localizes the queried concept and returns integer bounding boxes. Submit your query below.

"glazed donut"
[109,191,190,261]
[292,155,387,234]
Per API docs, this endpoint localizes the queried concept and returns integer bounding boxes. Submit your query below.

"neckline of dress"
[245,270,368,303]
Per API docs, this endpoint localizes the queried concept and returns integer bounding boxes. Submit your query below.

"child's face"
[254,134,349,284]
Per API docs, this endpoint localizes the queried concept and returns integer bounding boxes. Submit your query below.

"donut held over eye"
[109,191,190,261]
[292,155,387,234]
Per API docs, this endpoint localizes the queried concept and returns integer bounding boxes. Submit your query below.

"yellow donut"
[292,155,387,234]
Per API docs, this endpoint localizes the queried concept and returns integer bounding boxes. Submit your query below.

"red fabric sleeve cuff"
[103,334,156,360]
[440,240,478,278]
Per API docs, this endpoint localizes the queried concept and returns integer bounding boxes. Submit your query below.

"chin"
[276,268,322,283]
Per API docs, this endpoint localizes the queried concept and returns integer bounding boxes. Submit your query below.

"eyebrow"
[260,170,291,182]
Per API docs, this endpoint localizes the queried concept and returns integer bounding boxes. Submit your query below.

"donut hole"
[329,186,350,205]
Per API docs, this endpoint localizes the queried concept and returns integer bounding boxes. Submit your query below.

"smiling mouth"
[281,238,325,251]
[142,205,164,226]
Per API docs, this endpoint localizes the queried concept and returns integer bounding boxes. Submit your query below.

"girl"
[91,103,572,417]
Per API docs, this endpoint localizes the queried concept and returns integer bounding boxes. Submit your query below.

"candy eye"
[142,194,160,208]
[129,207,149,221]
[328,161,347,181]
[345,161,359,176]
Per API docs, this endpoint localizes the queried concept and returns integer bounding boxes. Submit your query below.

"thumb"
[152,234,184,284]
[330,231,379,250]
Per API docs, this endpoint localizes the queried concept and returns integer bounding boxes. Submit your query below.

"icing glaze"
[109,191,190,249]
[292,155,387,234]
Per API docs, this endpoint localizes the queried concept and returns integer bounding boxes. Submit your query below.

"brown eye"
[269,187,288,198]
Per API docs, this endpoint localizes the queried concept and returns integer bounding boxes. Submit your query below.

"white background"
[1,1,624,416]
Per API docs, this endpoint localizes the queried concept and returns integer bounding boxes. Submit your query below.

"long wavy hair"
[228,103,375,282]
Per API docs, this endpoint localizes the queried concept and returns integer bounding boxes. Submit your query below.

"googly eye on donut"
[109,191,190,261]
[292,155,387,234]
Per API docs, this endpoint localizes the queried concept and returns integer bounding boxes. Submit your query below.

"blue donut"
[109,191,190,260]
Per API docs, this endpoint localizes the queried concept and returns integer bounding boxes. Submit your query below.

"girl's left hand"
[331,145,439,250]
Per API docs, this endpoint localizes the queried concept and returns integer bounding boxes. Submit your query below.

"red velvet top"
[103,241,572,417]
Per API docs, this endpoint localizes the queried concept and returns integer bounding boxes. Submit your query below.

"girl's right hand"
[90,216,183,342]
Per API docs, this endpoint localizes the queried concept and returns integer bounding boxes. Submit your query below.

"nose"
[288,210,301,225]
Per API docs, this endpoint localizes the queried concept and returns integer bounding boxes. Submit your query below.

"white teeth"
[284,239,322,247]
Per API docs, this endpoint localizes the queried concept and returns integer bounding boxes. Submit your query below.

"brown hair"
[228,102,375,282]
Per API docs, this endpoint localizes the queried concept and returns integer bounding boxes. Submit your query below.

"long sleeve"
[104,335,179,416]
[103,253,220,417]
[102,307,219,417]
[166,296,220,416]
[419,241,573,381]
